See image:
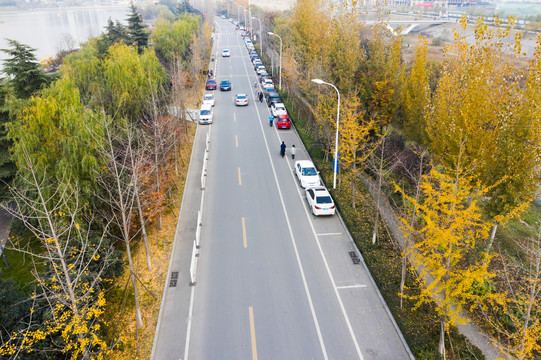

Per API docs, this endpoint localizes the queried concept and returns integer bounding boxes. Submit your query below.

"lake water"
[0,5,131,64]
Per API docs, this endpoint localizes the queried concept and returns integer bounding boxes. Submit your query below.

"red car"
[205,79,216,90]
[276,114,291,129]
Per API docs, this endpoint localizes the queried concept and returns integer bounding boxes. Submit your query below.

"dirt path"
[359,174,511,360]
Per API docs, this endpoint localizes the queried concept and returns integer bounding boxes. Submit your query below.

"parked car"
[199,103,213,124]
[222,49,230,57]
[220,80,232,91]
[235,93,249,106]
[295,160,321,188]
[262,78,274,89]
[266,92,281,107]
[205,79,216,90]
[256,66,266,75]
[271,102,287,117]
[305,186,336,216]
[275,114,291,129]
[203,93,215,107]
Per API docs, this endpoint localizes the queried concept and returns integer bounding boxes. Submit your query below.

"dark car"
[266,91,281,107]
[205,79,216,90]
[220,80,232,91]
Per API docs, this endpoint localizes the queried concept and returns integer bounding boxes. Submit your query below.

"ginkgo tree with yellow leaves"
[426,17,541,252]
[338,95,376,208]
[396,167,502,358]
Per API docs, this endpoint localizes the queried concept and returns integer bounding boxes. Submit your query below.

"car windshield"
[200,110,211,115]
[207,80,215,84]
[221,81,230,85]
[302,167,317,176]
[316,196,333,204]
[204,95,213,100]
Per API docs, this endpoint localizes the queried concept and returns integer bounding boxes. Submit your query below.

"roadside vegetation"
[0,2,207,359]
[252,0,541,358]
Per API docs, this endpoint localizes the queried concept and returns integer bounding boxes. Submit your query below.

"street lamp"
[267,31,282,90]
[252,17,262,43]
[312,79,340,189]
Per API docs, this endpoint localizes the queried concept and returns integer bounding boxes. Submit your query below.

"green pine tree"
[1,39,49,99]
[0,79,16,196]
[127,3,149,53]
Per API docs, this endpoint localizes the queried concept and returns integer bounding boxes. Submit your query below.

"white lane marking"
[240,47,329,360]
[317,232,343,236]
[336,285,368,290]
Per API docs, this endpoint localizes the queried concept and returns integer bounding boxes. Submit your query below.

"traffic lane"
[237,141,328,360]
[268,154,411,358]
[189,101,325,359]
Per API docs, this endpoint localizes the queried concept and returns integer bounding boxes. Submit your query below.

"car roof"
[201,103,212,110]
[204,93,214,97]
[307,186,330,195]
[296,160,315,168]
[273,102,285,107]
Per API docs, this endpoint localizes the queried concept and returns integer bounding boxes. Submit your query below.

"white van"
[199,103,213,124]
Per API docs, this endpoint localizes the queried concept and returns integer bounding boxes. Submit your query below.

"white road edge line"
[242,39,329,360]
[316,232,343,236]
[336,285,368,290]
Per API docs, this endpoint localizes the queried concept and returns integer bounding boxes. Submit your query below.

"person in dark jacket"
[280,141,286,158]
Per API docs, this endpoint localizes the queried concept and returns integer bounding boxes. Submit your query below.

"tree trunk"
[486,223,498,255]
[400,255,406,310]
[439,316,446,359]
[372,137,385,245]
[136,189,152,271]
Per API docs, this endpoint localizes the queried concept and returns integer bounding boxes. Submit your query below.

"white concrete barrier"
[195,210,202,248]
[189,240,198,286]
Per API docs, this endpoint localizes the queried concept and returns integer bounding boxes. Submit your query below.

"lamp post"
[237,4,241,23]
[267,31,282,90]
[252,16,262,43]
[311,79,340,189]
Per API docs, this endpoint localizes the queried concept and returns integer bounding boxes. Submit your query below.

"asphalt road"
[151,18,413,360]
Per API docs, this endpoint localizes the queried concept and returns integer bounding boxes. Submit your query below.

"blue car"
[220,80,232,91]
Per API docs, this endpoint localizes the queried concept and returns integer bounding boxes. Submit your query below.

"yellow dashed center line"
[242,217,247,248]
[249,307,258,360]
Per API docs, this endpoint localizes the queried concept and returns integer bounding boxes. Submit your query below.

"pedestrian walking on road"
[269,115,274,127]
[280,141,286,158]
[254,80,258,89]
[290,145,296,159]
[259,91,263,103]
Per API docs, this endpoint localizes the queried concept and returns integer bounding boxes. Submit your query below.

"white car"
[256,65,266,75]
[203,93,215,107]
[199,103,213,124]
[305,186,336,216]
[235,93,249,106]
[295,160,321,188]
[271,102,287,117]
[222,49,230,57]
[263,78,274,89]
